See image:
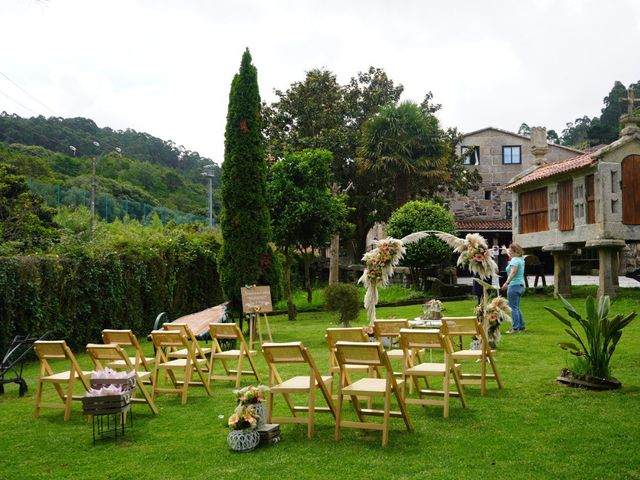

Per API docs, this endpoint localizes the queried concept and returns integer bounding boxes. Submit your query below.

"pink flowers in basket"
[228,404,259,430]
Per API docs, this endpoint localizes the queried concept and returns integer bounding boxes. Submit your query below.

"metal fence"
[28,179,209,225]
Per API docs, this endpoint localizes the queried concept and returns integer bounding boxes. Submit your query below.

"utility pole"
[90,141,100,238]
[202,164,216,228]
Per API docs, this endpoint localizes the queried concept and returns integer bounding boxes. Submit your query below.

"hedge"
[0,241,223,351]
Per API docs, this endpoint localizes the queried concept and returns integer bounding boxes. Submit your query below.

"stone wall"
[446,128,581,221]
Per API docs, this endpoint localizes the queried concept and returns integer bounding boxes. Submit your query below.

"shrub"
[325,283,360,327]
[545,295,636,379]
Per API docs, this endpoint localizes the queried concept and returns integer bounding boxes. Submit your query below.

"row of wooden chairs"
[265,316,502,447]
[33,322,261,419]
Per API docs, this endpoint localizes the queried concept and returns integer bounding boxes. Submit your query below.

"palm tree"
[358,101,448,208]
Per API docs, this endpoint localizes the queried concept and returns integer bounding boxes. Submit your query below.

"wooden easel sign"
[240,286,273,349]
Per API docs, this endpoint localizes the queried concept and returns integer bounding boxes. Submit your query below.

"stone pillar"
[587,240,626,298]
[543,244,574,297]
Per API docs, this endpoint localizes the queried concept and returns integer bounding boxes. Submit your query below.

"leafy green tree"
[324,283,360,327]
[219,49,280,311]
[358,101,448,209]
[268,149,350,320]
[547,129,560,144]
[386,200,456,289]
[517,123,531,136]
[0,163,58,254]
[263,67,403,260]
[561,116,593,148]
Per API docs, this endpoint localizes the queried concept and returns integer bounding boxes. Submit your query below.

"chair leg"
[480,353,487,396]
[308,383,316,439]
[453,366,467,408]
[443,371,450,418]
[235,353,243,389]
[488,354,503,389]
[64,378,75,421]
[181,367,192,404]
[34,380,43,418]
[335,390,343,442]
[268,392,274,423]
[382,387,392,448]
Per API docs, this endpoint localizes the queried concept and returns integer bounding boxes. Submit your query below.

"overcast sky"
[2,0,640,164]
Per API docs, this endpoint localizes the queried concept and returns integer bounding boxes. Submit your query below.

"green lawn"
[1,288,639,479]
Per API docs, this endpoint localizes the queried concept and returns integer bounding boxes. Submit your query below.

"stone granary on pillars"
[506,89,640,298]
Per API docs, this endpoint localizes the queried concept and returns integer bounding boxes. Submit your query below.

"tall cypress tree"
[219,49,278,310]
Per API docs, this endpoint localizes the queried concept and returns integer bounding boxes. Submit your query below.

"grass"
[1,288,640,479]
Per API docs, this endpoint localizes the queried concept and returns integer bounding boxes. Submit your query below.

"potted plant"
[544,295,636,390]
[422,299,444,320]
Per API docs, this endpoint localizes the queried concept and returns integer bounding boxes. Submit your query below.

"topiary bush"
[324,283,360,327]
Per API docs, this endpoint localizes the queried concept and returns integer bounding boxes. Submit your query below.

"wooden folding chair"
[162,322,212,369]
[207,323,260,388]
[262,342,336,438]
[372,319,409,361]
[86,343,159,414]
[440,316,503,396]
[399,329,466,418]
[150,330,212,404]
[34,340,91,421]
[334,341,412,447]
[325,328,379,395]
[101,329,154,377]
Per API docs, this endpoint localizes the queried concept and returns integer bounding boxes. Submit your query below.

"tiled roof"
[455,219,512,231]
[506,152,597,190]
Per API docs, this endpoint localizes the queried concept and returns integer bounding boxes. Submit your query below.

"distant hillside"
[0,141,221,219]
[0,112,217,177]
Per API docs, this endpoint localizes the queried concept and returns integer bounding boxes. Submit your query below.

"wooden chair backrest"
[101,329,137,347]
[34,340,89,389]
[86,343,134,370]
[373,319,408,340]
[334,341,387,368]
[34,340,70,360]
[163,322,198,343]
[399,328,442,351]
[209,322,241,340]
[262,342,308,364]
[151,330,188,349]
[326,327,368,349]
[440,317,480,337]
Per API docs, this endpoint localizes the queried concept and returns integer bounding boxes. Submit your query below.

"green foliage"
[0,163,59,254]
[263,66,404,258]
[560,81,640,147]
[358,101,449,209]
[0,113,212,173]
[219,49,280,311]
[0,220,223,351]
[324,283,360,327]
[387,200,456,289]
[544,295,636,378]
[268,149,351,317]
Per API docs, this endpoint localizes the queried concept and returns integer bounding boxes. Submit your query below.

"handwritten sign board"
[241,286,273,313]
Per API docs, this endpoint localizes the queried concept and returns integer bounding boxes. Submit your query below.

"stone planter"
[227,429,260,452]
[556,368,621,391]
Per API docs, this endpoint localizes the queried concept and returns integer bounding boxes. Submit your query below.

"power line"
[0,71,59,116]
[0,88,40,116]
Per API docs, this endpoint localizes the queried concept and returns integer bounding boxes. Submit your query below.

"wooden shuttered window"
[622,155,640,225]
[558,180,574,231]
[519,187,549,234]
[586,174,595,224]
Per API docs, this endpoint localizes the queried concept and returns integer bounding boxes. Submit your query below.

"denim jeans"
[507,284,525,331]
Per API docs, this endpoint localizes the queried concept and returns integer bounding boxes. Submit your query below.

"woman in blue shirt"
[500,243,526,333]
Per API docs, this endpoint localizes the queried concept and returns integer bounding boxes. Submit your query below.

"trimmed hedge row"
[0,242,223,351]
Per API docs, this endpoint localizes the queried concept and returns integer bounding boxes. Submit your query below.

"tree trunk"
[394,174,410,209]
[303,250,313,303]
[284,247,296,321]
[329,233,340,285]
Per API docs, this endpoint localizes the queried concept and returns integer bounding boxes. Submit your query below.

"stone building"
[506,103,640,297]
[447,127,582,247]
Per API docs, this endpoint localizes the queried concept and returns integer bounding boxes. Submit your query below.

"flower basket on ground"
[234,385,269,427]
[227,403,261,452]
